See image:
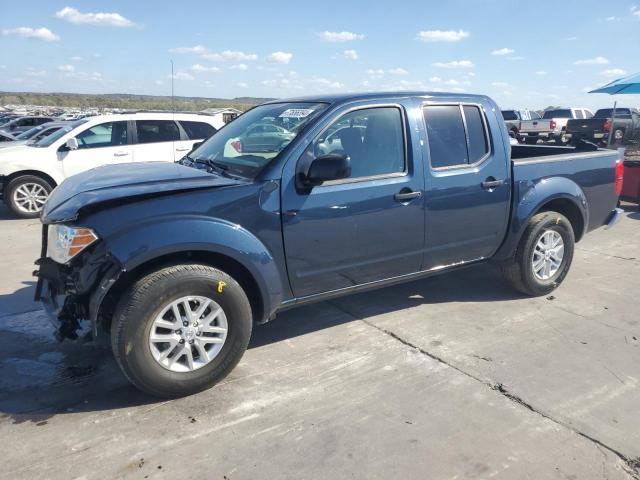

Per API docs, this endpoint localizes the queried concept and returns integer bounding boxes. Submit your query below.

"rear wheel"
[4,175,53,218]
[111,264,252,398]
[501,211,575,296]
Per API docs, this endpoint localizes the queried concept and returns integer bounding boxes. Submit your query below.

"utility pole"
[170,59,175,113]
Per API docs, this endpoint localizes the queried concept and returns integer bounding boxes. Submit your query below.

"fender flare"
[493,176,588,261]
[96,215,284,324]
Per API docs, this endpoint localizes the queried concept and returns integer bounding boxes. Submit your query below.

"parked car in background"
[0,131,16,142]
[34,91,623,398]
[0,116,55,135]
[501,109,541,139]
[566,108,640,146]
[0,122,67,149]
[519,108,593,145]
[0,115,20,127]
[0,112,219,217]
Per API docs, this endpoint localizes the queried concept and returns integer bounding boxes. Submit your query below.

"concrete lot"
[0,202,639,479]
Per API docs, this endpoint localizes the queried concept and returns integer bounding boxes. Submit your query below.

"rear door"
[421,102,510,269]
[132,119,181,162]
[281,101,425,297]
[59,121,132,178]
[175,120,217,159]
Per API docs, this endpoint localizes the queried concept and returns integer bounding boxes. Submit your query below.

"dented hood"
[41,161,244,223]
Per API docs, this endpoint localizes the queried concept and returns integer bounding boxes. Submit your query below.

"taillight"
[604,119,611,132]
[231,140,242,153]
[550,120,557,129]
[614,159,624,195]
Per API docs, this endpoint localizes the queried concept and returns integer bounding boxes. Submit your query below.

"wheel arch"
[3,170,58,189]
[493,177,587,261]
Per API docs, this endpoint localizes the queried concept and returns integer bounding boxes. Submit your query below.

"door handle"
[114,151,129,157]
[394,190,422,202]
[481,178,504,189]
[176,147,191,152]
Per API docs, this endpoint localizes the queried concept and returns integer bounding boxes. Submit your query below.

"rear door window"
[463,106,489,163]
[136,120,180,144]
[575,110,585,119]
[179,121,216,140]
[423,104,490,168]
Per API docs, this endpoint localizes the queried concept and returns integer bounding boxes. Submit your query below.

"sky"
[1,0,639,110]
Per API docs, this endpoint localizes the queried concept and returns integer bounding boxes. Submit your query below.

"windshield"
[31,119,88,148]
[15,126,44,140]
[543,109,572,119]
[184,102,328,178]
[594,108,631,118]
[501,110,518,121]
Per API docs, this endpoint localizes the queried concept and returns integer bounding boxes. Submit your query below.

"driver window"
[75,122,128,149]
[310,107,405,179]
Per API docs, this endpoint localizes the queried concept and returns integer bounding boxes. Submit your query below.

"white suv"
[0,112,221,218]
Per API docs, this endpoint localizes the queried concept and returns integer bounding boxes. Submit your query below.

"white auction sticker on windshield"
[279,108,315,118]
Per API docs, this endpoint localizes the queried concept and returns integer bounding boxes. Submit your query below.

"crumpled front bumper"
[34,257,82,341]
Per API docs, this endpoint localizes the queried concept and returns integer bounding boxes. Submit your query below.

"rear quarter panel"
[494,150,619,260]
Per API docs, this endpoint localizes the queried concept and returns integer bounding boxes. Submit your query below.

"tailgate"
[520,119,551,133]
[567,118,607,134]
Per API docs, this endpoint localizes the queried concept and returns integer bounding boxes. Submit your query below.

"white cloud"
[366,68,385,79]
[491,47,514,56]
[601,68,627,78]
[535,70,548,75]
[343,49,359,60]
[429,77,470,86]
[190,64,220,73]
[70,56,83,62]
[229,63,248,71]
[26,68,47,77]
[237,82,248,88]
[416,30,469,42]
[55,6,135,27]
[168,71,194,81]
[318,31,365,42]
[432,60,474,69]
[632,5,640,17]
[312,77,344,89]
[574,56,609,65]
[491,81,510,87]
[202,50,258,62]
[566,36,578,41]
[388,68,409,75]
[2,27,59,42]
[169,45,208,54]
[268,51,293,64]
[57,64,75,72]
[155,80,164,86]
[604,16,620,21]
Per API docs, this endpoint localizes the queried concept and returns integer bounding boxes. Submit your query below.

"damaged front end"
[34,224,123,341]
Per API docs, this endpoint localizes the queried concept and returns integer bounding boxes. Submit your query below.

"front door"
[282,103,425,298]
[60,121,132,178]
[421,102,510,269]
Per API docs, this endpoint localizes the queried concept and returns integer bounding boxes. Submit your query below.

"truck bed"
[511,144,620,232]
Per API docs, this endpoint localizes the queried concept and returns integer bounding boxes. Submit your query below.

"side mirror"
[65,137,79,151]
[304,154,351,186]
[191,141,204,151]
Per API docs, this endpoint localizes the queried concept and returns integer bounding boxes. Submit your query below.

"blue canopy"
[589,72,640,94]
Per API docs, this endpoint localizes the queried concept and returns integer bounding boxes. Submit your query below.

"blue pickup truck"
[35,92,624,398]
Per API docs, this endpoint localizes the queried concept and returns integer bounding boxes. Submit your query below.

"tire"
[501,211,575,296]
[111,264,252,398]
[4,175,53,218]
[557,132,569,145]
[612,129,624,144]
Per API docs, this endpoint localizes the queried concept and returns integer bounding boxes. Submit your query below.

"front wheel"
[501,211,575,296]
[4,175,53,218]
[111,264,252,398]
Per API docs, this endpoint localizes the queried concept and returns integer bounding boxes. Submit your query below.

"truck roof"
[264,91,491,105]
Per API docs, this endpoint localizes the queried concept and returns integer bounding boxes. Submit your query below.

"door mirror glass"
[305,154,351,186]
[66,137,79,150]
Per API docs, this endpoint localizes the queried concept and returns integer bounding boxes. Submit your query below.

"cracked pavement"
[1,204,639,479]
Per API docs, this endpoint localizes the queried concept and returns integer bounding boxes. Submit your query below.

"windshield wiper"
[189,156,244,180]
